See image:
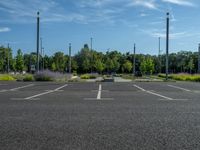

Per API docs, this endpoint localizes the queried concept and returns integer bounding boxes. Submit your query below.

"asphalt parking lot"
[1,81,200,150]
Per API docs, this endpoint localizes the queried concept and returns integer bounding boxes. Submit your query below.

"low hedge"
[158,73,200,82]
[0,74,15,81]
[23,74,34,81]
[80,74,96,79]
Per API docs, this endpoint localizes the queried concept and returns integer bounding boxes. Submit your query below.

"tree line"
[0,44,199,75]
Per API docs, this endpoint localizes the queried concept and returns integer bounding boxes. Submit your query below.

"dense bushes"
[34,70,68,82]
[158,73,200,81]
[80,74,97,79]
[23,74,34,81]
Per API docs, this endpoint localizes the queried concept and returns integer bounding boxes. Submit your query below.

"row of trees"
[0,44,199,75]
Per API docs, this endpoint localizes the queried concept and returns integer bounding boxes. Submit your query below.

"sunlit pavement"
[1,81,200,150]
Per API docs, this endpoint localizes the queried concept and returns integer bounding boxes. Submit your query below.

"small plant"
[34,70,54,81]
[80,74,90,79]
[80,74,97,79]
[23,74,34,81]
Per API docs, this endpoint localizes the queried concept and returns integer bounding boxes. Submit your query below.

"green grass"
[158,73,200,82]
[0,74,16,81]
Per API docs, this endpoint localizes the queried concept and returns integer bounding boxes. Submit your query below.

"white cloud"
[0,27,11,32]
[162,0,195,6]
[140,13,149,17]
[128,0,157,9]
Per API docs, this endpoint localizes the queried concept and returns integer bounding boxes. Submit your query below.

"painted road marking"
[10,84,34,91]
[0,84,34,92]
[134,84,173,100]
[167,84,191,92]
[97,84,102,100]
[84,98,114,100]
[24,84,68,100]
[134,85,145,91]
[84,84,113,100]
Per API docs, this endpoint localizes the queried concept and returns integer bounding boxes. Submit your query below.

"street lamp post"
[7,43,10,73]
[36,11,40,73]
[90,37,93,73]
[42,47,44,70]
[69,43,72,74]
[40,37,43,70]
[166,12,169,80]
[198,44,200,73]
[158,37,161,73]
[133,43,136,77]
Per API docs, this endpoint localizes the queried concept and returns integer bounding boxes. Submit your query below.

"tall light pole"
[158,37,161,73]
[69,43,72,74]
[198,44,200,73]
[90,37,93,73]
[133,43,136,77]
[7,43,10,73]
[36,11,40,73]
[42,47,44,70]
[166,12,169,80]
[40,37,42,70]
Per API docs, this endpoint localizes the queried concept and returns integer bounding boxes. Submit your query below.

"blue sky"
[0,0,200,56]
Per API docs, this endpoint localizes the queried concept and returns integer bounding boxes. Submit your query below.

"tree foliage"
[0,45,200,75]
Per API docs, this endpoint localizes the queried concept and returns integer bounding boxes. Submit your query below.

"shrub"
[158,73,200,82]
[80,74,90,79]
[0,74,15,81]
[73,71,77,76]
[23,74,34,81]
[34,70,54,81]
[80,74,97,79]
[34,70,68,82]
[11,74,24,81]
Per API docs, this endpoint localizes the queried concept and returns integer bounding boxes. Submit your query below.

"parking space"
[1,81,200,149]
[0,81,199,101]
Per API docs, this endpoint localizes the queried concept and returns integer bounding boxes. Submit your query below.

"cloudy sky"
[0,0,200,55]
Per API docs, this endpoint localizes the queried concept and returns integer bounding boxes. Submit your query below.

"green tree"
[53,52,67,72]
[122,60,132,73]
[74,44,91,73]
[51,62,56,71]
[82,59,90,72]
[140,58,147,75]
[15,49,24,72]
[95,59,104,74]
[146,57,155,75]
[188,58,194,74]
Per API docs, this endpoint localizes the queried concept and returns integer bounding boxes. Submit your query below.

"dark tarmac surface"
[1,81,200,150]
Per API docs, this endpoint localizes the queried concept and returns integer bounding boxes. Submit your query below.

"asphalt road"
[1,81,200,150]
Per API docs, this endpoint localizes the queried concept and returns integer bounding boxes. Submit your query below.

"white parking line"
[133,84,173,100]
[134,85,146,91]
[84,84,114,100]
[0,84,34,92]
[167,84,191,92]
[10,84,35,91]
[24,84,68,100]
[97,84,102,100]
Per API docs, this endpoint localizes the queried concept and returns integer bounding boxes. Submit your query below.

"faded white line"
[24,84,68,100]
[10,84,34,91]
[167,84,191,92]
[146,90,173,100]
[133,85,146,91]
[134,84,173,100]
[0,84,34,92]
[84,98,114,101]
[97,84,102,100]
